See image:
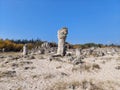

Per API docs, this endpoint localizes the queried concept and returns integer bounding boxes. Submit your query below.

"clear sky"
[0,0,120,44]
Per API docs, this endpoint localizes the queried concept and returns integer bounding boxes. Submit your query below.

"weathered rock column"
[23,44,28,55]
[76,48,81,59]
[57,27,68,56]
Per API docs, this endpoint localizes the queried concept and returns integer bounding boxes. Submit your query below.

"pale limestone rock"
[76,48,81,59]
[23,44,28,55]
[57,27,68,56]
[41,42,50,48]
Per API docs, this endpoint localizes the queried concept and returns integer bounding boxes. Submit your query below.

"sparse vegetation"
[72,43,105,49]
[0,39,57,52]
[72,43,120,49]
[48,79,119,90]
[44,73,55,79]
[49,79,119,90]
[0,38,120,52]
[0,39,23,51]
[48,81,80,90]
[0,71,16,78]
[92,63,101,70]
[72,63,101,72]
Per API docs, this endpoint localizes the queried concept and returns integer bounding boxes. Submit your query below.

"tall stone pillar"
[23,44,28,55]
[76,48,81,59]
[57,27,68,56]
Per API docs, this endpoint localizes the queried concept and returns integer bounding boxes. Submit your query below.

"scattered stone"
[23,55,35,60]
[39,48,45,54]
[48,56,53,61]
[67,56,75,62]
[0,71,16,78]
[115,66,120,70]
[20,61,33,66]
[24,67,35,70]
[41,42,50,49]
[11,63,19,68]
[0,56,5,58]
[56,66,62,69]
[28,55,35,59]
[52,54,62,57]
[73,58,84,65]
[61,72,68,76]
[65,52,72,56]
[92,63,101,70]
[75,48,82,59]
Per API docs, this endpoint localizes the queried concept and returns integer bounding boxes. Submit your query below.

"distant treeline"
[11,39,43,44]
[0,39,119,52]
[72,43,120,49]
[0,39,57,52]
[0,39,43,52]
[11,39,57,48]
[0,39,23,52]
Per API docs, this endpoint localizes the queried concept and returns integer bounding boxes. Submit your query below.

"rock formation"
[57,27,68,56]
[41,42,50,49]
[76,48,81,59]
[23,44,28,55]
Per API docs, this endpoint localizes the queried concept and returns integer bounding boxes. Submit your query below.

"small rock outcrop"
[76,48,82,59]
[41,42,50,49]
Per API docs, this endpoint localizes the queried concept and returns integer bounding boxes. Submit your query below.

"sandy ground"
[0,52,120,90]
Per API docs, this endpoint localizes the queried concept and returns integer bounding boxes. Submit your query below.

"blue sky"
[0,0,120,44]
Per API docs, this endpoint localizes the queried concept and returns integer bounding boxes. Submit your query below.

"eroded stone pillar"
[76,48,81,59]
[57,27,68,56]
[23,44,28,55]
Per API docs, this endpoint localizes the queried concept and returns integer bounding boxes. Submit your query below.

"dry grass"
[0,71,16,78]
[92,63,101,70]
[48,81,80,90]
[44,73,55,79]
[72,63,100,72]
[116,57,120,61]
[48,79,120,90]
